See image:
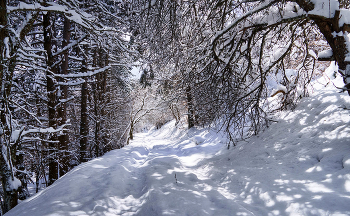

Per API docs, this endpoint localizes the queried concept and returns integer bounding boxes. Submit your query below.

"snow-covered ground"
[6,66,350,215]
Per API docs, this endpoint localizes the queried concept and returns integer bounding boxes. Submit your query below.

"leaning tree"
[131,0,350,144]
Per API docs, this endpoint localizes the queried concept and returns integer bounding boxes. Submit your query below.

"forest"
[0,0,350,215]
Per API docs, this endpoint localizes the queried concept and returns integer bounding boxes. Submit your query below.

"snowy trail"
[5,72,350,216]
[119,129,253,215]
[6,122,254,216]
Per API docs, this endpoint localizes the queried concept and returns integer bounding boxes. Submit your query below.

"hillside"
[5,71,350,215]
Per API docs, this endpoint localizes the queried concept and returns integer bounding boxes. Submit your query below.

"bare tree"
[127,83,158,144]
[132,0,350,143]
[0,0,135,212]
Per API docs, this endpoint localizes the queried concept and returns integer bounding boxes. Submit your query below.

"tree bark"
[0,0,19,212]
[129,121,134,140]
[92,49,100,157]
[296,1,350,95]
[80,59,89,163]
[186,86,195,128]
[93,49,109,156]
[58,17,70,177]
[310,11,350,94]
[44,11,58,186]
[101,52,110,153]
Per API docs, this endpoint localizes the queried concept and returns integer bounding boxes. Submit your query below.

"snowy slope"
[6,68,350,215]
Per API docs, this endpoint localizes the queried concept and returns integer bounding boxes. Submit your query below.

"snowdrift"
[6,71,350,215]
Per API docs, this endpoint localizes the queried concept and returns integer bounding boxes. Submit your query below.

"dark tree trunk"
[296,1,350,95]
[311,11,350,94]
[94,119,100,157]
[80,59,89,163]
[0,0,6,84]
[129,121,134,141]
[186,86,195,128]
[93,49,109,156]
[92,49,100,157]
[101,52,110,153]
[58,17,71,177]
[0,0,19,213]
[0,143,18,214]
[44,11,58,186]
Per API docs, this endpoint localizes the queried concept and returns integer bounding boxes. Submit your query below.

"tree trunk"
[129,121,134,140]
[101,52,110,153]
[296,1,350,95]
[58,17,70,177]
[0,140,18,214]
[44,11,58,186]
[80,59,89,163]
[0,0,19,213]
[0,0,6,87]
[93,49,109,156]
[127,119,134,145]
[186,86,195,128]
[92,49,100,157]
[311,11,350,94]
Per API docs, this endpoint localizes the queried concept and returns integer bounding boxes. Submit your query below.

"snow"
[318,49,333,59]
[213,0,277,42]
[309,50,317,59]
[53,35,87,57]
[271,85,288,96]
[332,31,344,37]
[4,37,10,59]
[339,9,350,28]
[21,123,69,138]
[5,64,350,215]
[273,47,287,61]
[309,0,339,18]
[308,0,350,29]
[285,69,296,78]
[8,2,93,29]
[8,177,22,191]
[191,135,206,145]
[11,129,22,143]
[55,66,111,78]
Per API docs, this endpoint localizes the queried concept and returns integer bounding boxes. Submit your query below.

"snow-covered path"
[6,72,350,216]
[6,123,253,216]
